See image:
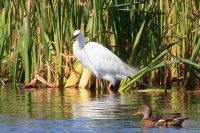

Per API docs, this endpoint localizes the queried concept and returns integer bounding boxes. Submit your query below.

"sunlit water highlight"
[0,86,200,133]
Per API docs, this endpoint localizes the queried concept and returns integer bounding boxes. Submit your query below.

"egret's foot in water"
[107,82,119,94]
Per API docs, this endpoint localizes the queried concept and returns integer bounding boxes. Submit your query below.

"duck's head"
[72,30,82,41]
[133,105,152,119]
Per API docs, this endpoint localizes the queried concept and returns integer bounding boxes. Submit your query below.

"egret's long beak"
[71,34,78,41]
[133,112,140,116]
[71,36,75,41]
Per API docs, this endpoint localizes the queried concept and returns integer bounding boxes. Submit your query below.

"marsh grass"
[0,0,199,92]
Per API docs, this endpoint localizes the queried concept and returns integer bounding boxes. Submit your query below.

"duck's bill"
[133,112,140,116]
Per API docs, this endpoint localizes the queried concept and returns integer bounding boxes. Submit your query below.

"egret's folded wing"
[85,42,136,77]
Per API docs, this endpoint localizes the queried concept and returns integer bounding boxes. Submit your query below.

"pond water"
[0,85,200,133]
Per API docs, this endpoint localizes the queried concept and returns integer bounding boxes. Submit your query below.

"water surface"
[0,86,200,133]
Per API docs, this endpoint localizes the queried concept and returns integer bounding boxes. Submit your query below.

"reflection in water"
[0,85,200,132]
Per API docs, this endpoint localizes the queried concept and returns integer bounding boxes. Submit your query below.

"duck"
[133,105,189,127]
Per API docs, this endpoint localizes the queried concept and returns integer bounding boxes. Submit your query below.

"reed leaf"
[65,62,83,87]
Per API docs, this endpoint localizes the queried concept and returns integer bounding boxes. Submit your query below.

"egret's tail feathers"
[125,65,138,77]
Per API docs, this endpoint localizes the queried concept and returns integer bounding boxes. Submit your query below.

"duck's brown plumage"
[134,105,189,127]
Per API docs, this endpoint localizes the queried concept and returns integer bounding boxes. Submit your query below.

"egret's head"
[72,30,82,41]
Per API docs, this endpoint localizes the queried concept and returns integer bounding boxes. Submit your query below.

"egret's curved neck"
[76,35,85,49]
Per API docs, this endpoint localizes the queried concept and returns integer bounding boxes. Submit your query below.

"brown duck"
[134,105,189,127]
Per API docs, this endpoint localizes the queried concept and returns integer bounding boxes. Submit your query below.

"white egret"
[72,30,137,86]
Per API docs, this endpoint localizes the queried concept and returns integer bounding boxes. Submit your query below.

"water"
[0,86,200,133]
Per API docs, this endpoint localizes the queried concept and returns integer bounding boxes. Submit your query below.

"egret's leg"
[107,82,119,93]
[107,83,114,94]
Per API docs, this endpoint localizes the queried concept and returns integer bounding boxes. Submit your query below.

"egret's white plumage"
[72,30,137,85]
